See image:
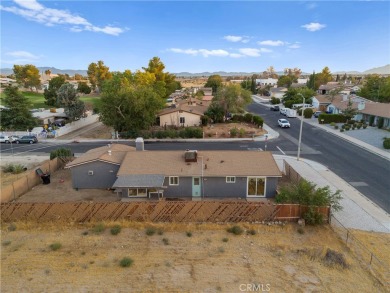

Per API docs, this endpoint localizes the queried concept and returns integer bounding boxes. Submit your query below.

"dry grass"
[203,123,266,138]
[1,221,387,293]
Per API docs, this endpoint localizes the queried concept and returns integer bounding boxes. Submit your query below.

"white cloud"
[259,48,273,53]
[306,3,318,10]
[6,50,40,60]
[0,0,126,36]
[288,44,301,49]
[223,35,250,43]
[301,22,326,32]
[229,53,244,58]
[238,48,261,57]
[257,40,285,46]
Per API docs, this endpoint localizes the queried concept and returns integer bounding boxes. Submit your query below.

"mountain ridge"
[1,65,389,77]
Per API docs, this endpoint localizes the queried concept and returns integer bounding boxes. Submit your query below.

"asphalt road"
[1,102,389,212]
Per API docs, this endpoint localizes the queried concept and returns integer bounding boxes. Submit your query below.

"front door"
[192,177,201,197]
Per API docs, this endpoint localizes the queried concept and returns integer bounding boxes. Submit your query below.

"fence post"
[346,230,349,245]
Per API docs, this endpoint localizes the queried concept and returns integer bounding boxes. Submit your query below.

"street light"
[297,93,305,161]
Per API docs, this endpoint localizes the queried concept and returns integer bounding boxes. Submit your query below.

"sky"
[1,0,389,74]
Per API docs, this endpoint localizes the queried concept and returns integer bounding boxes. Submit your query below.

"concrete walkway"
[274,155,390,233]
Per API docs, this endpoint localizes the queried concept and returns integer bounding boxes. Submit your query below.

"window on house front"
[247,177,265,197]
[128,188,148,197]
[226,176,236,183]
[169,176,179,185]
[179,117,185,124]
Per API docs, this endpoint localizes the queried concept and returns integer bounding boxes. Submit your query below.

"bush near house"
[383,138,390,149]
[232,114,264,128]
[303,108,313,119]
[377,117,384,129]
[318,114,347,124]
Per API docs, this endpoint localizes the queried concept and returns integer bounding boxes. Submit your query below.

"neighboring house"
[158,98,208,127]
[0,77,17,87]
[256,78,278,86]
[32,108,68,125]
[317,82,340,95]
[290,83,307,89]
[270,87,287,99]
[297,78,308,84]
[202,95,213,102]
[198,87,213,96]
[66,142,282,200]
[65,144,136,189]
[312,95,333,111]
[327,95,390,127]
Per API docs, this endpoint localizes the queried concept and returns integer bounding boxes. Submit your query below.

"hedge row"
[318,114,348,124]
[231,113,264,128]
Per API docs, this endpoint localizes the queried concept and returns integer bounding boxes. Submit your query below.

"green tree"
[43,76,66,107]
[204,103,225,123]
[205,75,223,94]
[316,67,333,89]
[0,86,38,130]
[358,75,390,103]
[214,84,252,115]
[57,83,86,121]
[100,75,164,132]
[342,97,358,122]
[13,64,41,91]
[87,60,112,92]
[77,82,91,94]
[277,75,295,87]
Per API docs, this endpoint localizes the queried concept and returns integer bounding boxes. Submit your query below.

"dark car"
[19,135,38,144]
[314,111,323,118]
[270,105,280,111]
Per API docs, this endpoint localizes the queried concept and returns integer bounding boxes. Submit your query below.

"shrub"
[49,242,62,251]
[162,238,170,245]
[378,117,384,129]
[8,223,17,231]
[244,113,253,123]
[297,227,305,234]
[119,257,134,268]
[2,163,26,174]
[186,231,193,237]
[303,207,324,225]
[50,148,72,160]
[270,97,280,105]
[330,122,335,126]
[363,124,367,129]
[145,227,157,236]
[334,125,339,130]
[340,129,344,132]
[383,138,390,149]
[230,127,238,137]
[239,128,245,137]
[157,229,164,235]
[252,115,264,128]
[2,240,12,246]
[303,108,313,119]
[357,123,362,129]
[323,249,348,269]
[110,225,122,235]
[227,225,244,235]
[222,238,229,242]
[247,229,256,235]
[92,223,105,234]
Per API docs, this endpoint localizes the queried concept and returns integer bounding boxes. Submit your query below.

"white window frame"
[246,177,266,197]
[169,176,179,185]
[88,170,94,176]
[226,176,236,183]
[127,188,148,198]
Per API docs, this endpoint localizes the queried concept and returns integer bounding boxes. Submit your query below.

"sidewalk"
[274,155,390,233]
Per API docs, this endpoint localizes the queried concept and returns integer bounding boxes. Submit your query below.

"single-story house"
[256,78,278,86]
[157,98,208,127]
[317,82,340,95]
[270,87,287,99]
[65,144,136,189]
[329,96,390,128]
[32,108,68,125]
[311,95,333,111]
[198,87,213,96]
[65,142,282,200]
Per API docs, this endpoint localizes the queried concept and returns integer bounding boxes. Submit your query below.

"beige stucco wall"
[160,111,202,127]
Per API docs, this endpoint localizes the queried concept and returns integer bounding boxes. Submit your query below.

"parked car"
[278,119,291,128]
[314,111,323,118]
[270,105,280,111]
[0,135,10,143]
[19,135,38,144]
[9,135,20,143]
[285,108,297,118]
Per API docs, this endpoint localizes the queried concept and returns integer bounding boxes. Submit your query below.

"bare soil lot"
[1,222,387,293]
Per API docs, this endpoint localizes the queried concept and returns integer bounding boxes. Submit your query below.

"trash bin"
[41,174,51,185]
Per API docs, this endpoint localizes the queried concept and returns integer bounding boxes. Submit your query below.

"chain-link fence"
[330,215,389,286]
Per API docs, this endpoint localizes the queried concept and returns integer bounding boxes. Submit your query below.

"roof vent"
[184,150,197,162]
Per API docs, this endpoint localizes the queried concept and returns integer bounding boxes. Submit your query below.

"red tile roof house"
[65,141,282,201]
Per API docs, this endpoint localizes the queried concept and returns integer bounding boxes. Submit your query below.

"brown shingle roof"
[117,151,281,177]
[158,103,208,116]
[362,103,390,118]
[65,144,135,168]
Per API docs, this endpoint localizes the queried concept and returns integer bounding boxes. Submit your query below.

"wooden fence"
[284,160,302,183]
[0,201,329,223]
[1,158,64,204]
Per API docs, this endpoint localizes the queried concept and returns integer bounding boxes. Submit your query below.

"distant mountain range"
[1,64,389,77]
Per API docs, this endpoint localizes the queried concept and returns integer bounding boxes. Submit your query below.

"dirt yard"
[1,222,387,292]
